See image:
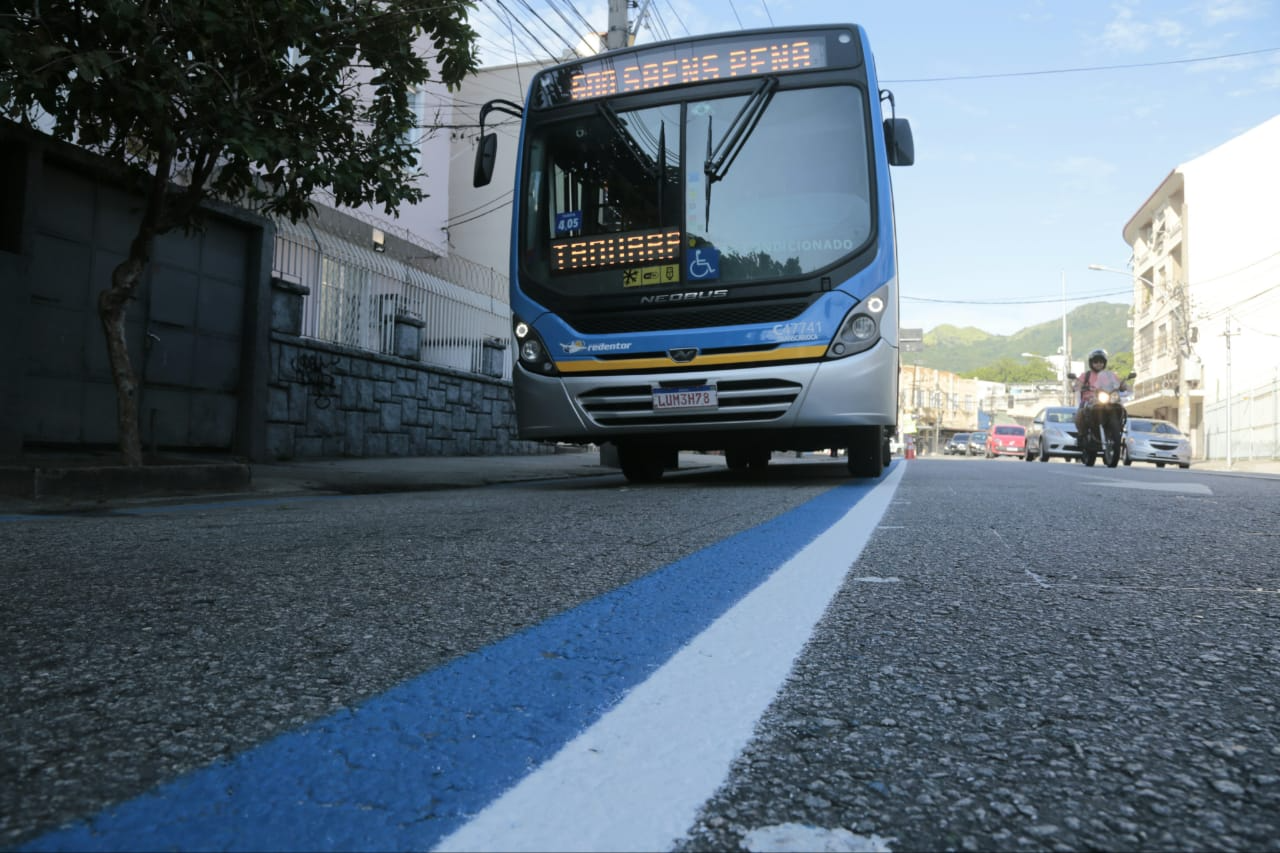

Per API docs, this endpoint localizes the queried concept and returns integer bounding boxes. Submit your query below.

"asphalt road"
[3,457,1277,851]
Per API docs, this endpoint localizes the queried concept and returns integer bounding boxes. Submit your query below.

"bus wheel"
[748,449,771,470]
[725,449,750,471]
[618,444,665,483]
[847,426,884,478]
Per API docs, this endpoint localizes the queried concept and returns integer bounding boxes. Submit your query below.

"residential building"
[1121,113,1280,462]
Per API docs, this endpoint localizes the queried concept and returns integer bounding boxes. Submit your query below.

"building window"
[404,88,427,171]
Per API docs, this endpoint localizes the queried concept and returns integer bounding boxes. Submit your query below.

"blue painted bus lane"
[24,463,902,852]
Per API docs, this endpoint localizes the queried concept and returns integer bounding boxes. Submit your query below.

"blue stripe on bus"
[24,472,889,853]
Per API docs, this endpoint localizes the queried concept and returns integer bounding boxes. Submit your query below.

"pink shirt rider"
[1075,368,1126,406]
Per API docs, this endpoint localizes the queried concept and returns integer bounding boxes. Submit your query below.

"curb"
[0,462,252,501]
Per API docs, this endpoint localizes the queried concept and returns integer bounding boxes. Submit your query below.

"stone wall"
[265,281,549,460]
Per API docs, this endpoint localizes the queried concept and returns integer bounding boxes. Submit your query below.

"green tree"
[1110,350,1135,377]
[972,357,1056,384]
[1,0,478,465]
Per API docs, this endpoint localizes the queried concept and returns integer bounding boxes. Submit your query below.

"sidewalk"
[246,446,632,497]
[0,447,727,514]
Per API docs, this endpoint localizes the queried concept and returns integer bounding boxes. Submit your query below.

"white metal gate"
[271,218,512,379]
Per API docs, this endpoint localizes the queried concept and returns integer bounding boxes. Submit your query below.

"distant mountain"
[908,302,1132,375]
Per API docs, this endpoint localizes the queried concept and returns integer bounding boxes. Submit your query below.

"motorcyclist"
[1073,348,1129,435]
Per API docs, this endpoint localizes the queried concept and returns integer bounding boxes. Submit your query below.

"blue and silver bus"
[474,24,914,482]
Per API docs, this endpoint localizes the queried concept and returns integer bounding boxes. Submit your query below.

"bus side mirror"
[473,133,498,188]
[884,117,914,167]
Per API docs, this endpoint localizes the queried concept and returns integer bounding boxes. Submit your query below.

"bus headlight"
[826,286,888,359]
[514,317,558,375]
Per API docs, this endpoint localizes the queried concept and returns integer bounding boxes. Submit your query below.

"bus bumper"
[513,341,899,443]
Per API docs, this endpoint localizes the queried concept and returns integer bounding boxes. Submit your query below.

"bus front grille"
[578,378,803,427]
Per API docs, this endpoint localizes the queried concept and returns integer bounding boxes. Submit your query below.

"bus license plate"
[652,385,717,411]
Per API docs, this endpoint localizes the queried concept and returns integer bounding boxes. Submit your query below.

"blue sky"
[469,1,1280,335]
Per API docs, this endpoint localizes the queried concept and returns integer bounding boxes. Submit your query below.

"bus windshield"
[520,83,872,295]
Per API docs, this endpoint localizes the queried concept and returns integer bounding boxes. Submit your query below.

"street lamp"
[1087,263,1197,458]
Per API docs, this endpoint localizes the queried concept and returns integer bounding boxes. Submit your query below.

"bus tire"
[725,449,750,471]
[618,444,665,483]
[847,426,884,478]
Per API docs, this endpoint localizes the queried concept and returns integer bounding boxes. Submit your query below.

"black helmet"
[1088,348,1108,368]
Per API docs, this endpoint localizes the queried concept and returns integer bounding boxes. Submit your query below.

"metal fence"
[1202,374,1280,462]
[272,218,512,379]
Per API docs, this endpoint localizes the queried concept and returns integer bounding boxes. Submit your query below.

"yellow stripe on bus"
[555,344,829,373]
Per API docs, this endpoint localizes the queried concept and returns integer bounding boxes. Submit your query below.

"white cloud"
[1101,2,1188,53]
[1202,0,1263,24]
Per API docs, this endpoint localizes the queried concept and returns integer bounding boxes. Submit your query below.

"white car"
[1025,406,1081,462]
[1123,418,1192,469]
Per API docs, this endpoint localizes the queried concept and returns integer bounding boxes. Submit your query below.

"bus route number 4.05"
[652,385,717,411]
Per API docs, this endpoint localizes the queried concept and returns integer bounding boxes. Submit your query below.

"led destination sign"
[551,227,682,272]
[570,38,823,101]
[533,29,851,107]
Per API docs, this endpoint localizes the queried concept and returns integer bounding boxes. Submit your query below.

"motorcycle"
[1069,371,1136,468]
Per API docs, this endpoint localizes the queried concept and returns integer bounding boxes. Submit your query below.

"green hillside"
[909,302,1132,376]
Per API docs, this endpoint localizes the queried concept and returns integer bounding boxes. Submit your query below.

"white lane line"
[433,463,906,853]
[1092,480,1212,495]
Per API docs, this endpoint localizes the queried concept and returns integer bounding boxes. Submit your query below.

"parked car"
[967,431,988,456]
[944,433,970,455]
[1123,418,1192,468]
[1025,406,1081,461]
[986,424,1027,458]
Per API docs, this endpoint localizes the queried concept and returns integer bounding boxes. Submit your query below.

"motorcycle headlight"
[1097,390,1112,404]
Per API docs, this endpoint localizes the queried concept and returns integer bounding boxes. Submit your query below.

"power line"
[660,0,690,38]
[552,0,596,37]
[514,0,581,57]
[483,0,559,63]
[904,287,1132,305]
[883,45,1280,84]
[726,0,743,29]
[447,193,514,228]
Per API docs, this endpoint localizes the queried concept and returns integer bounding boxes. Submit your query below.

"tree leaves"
[1,0,481,224]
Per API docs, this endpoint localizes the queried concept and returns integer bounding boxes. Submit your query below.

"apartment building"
[1121,113,1280,462]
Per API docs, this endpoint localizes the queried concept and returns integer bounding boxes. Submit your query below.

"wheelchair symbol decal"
[688,247,720,281]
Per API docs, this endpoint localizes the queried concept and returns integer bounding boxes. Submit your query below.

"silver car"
[1025,406,1081,462]
[1123,418,1192,469]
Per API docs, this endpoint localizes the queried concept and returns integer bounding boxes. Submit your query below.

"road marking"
[1092,480,1212,495]
[434,464,904,853]
[1024,569,1051,588]
[741,823,894,853]
[27,464,905,853]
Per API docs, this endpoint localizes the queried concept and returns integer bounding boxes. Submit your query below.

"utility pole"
[1061,271,1069,406]
[606,0,629,49]
[1175,279,1194,454]
[1223,314,1235,468]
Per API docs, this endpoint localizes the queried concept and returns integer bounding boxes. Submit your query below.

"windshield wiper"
[703,76,778,230]
[597,100,656,177]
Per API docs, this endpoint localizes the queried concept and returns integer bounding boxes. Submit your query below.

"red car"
[985,424,1027,458]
